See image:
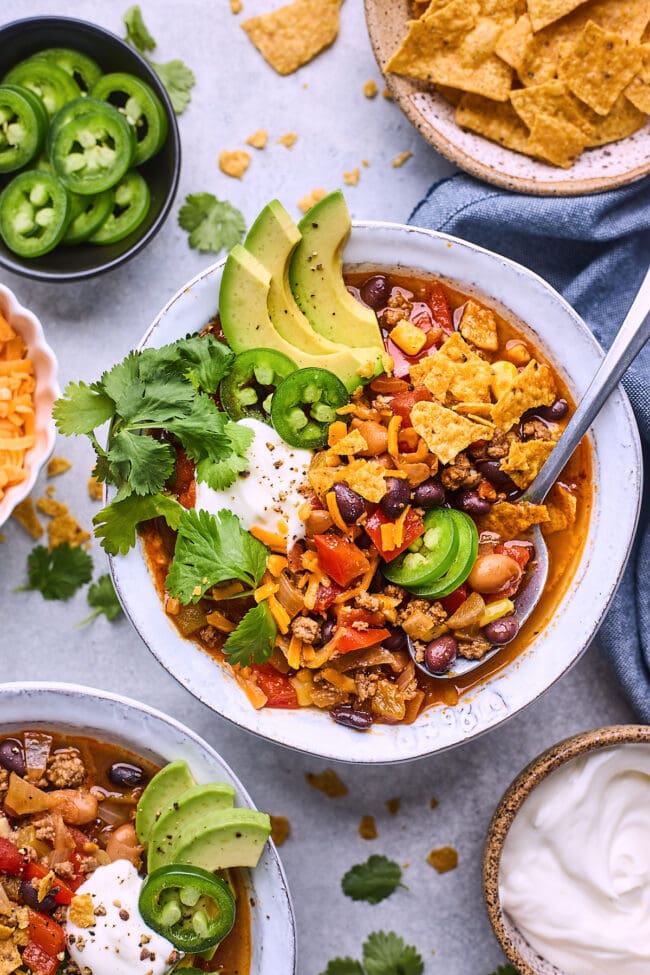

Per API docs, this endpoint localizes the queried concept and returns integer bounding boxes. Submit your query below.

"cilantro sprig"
[79,574,123,625]
[179,193,246,255]
[322,932,424,975]
[18,544,93,601]
[123,6,196,114]
[341,856,404,905]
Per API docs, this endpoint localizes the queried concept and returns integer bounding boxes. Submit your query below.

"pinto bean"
[352,420,388,456]
[49,789,98,825]
[468,554,521,594]
[106,823,143,867]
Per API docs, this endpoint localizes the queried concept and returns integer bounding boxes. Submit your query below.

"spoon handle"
[524,264,650,505]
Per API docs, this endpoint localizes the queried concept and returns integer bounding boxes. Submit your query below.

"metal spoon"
[410,265,650,679]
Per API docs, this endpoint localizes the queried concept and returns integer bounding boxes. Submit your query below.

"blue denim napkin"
[410,174,650,720]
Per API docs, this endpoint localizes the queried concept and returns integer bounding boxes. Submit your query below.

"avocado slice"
[219,245,380,392]
[289,190,384,350]
[147,782,236,872]
[135,759,195,845]
[172,807,272,871]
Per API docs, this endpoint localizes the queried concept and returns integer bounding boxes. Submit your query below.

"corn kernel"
[491,360,518,399]
[479,598,515,627]
[389,320,427,356]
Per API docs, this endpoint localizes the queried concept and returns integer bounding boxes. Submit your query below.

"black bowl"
[0,16,181,282]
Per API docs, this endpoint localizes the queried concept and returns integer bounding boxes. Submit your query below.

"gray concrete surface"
[0,2,637,973]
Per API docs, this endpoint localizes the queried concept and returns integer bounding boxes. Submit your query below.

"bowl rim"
[0,282,60,525]
[483,724,650,975]
[364,0,650,197]
[0,679,297,975]
[109,218,643,764]
[0,15,181,283]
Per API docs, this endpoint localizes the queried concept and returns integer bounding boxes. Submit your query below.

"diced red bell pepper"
[22,942,60,975]
[313,582,344,613]
[389,387,433,428]
[0,837,28,877]
[364,509,425,562]
[251,665,298,709]
[336,626,391,654]
[495,541,531,570]
[442,583,470,615]
[24,863,73,905]
[28,912,66,957]
[313,534,370,587]
[337,606,386,628]
[428,283,453,334]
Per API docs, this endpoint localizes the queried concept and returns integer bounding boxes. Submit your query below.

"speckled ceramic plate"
[0,682,297,975]
[364,0,650,196]
[109,222,642,764]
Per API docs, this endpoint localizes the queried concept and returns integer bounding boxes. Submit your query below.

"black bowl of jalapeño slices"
[0,17,180,281]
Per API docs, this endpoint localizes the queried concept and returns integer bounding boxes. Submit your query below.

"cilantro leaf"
[362,932,424,975]
[149,58,195,114]
[54,381,115,436]
[342,856,404,905]
[165,508,267,604]
[107,431,176,496]
[178,193,246,254]
[321,961,364,975]
[195,419,254,490]
[123,5,156,52]
[94,493,183,556]
[20,544,93,601]
[101,354,194,425]
[166,394,229,463]
[79,574,123,625]
[222,602,277,666]
[178,334,235,393]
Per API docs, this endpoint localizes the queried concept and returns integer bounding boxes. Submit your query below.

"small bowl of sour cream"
[483,725,650,975]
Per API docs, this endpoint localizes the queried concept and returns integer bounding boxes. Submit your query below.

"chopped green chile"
[0,170,69,257]
[220,348,297,421]
[50,104,134,195]
[92,72,168,165]
[89,169,150,244]
[270,366,349,449]
[0,85,48,173]
[139,865,236,953]
[3,58,80,117]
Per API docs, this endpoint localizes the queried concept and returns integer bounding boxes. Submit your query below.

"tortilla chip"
[510,79,592,132]
[410,401,493,465]
[459,300,498,350]
[479,500,550,538]
[246,129,269,149]
[0,939,21,975]
[48,513,90,550]
[69,893,96,929]
[501,439,555,488]
[559,22,644,115]
[456,94,531,151]
[624,44,650,112]
[330,429,368,456]
[436,83,465,105]
[46,456,71,478]
[241,0,341,76]
[492,359,556,430]
[584,92,648,144]
[495,14,533,69]
[415,333,493,404]
[527,0,589,32]
[334,460,392,503]
[525,113,587,166]
[11,497,43,540]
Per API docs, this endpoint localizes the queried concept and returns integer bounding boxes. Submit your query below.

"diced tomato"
[428,283,453,334]
[442,583,470,615]
[250,665,298,709]
[28,913,66,958]
[0,837,27,877]
[336,626,391,654]
[337,606,386,628]
[313,534,370,587]
[496,542,531,570]
[24,863,73,905]
[364,509,425,562]
[171,447,196,509]
[21,942,59,975]
[313,582,344,613]
[389,387,433,428]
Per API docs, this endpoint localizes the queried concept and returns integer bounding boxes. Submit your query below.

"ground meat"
[46,748,86,789]
[440,452,480,491]
[486,428,515,460]
[455,631,493,660]
[2,877,21,901]
[354,672,379,701]
[290,616,321,645]
[0,769,8,796]
[78,856,98,876]
[399,674,419,700]
[383,584,406,603]
[198,625,220,649]
[521,418,551,440]
[355,591,381,612]
[398,599,447,640]
[34,820,56,843]
[54,861,75,879]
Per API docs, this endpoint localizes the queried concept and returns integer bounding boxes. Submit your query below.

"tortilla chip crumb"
[69,893,96,928]
[11,498,43,540]
[45,485,55,498]
[218,150,251,179]
[270,815,290,846]
[36,497,68,518]
[359,815,377,840]
[37,871,55,903]
[298,188,327,213]
[386,797,401,816]
[241,0,341,76]
[277,132,298,148]
[479,500,549,539]
[48,513,90,550]
[246,128,268,149]
[88,476,103,501]
[427,846,458,873]
[343,167,360,186]
[363,79,378,98]
[305,768,348,797]
[362,159,370,167]
[391,150,412,167]
[0,533,5,543]
[47,456,71,478]
[230,0,243,11]
[430,797,439,809]
[382,87,393,99]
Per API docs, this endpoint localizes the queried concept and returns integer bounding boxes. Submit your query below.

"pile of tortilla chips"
[387,0,650,167]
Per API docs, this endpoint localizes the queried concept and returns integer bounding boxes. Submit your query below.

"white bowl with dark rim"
[109,221,642,763]
[0,682,296,975]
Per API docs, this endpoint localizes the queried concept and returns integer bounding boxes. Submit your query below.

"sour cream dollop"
[195,417,312,542]
[66,860,180,975]
[499,744,650,975]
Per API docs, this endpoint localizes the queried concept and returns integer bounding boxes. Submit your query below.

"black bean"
[356,531,372,550]
[484,616,520,645]
[383,627,407,651]
[538,398,569,422]
[108,763,145,788]
[457,489,491,516]
[424,636,458,674]
[322,618,337,644]
[330,705,373,731]
[380,477,412,519]
[20,880,57,914]
[476,461,518,492]
[333,483,365,524]
[413,478,446,509]
[359,275,391,311]
[0,739,25,776]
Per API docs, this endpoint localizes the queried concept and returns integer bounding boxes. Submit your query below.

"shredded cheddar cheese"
[0,313,36,503]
